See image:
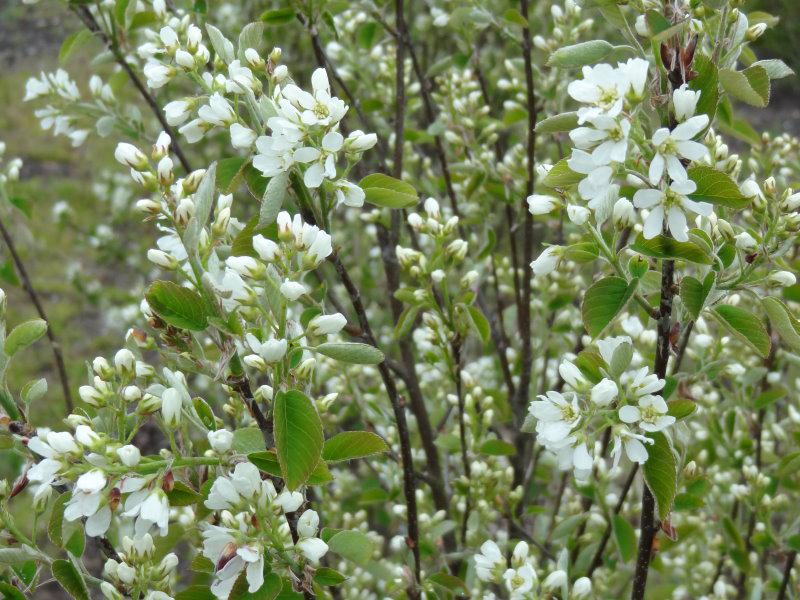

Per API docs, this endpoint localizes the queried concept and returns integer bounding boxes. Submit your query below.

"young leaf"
[466,305,491,344]
[314,567,347,586]
[680,275,712,319]
[711,305,771,358]
[543,158,583,188]
[643,431,678,521]
[719,65,770,107]
[232,427,266,454]
[322,431,389,462]
[259,171,288,227]
[217,156,248,192]
[4,319,48,357]
[752,59,794,79]
[52,559,90,600]
[687,166,749,209]
[479,439,517,456]
[630,234,712,264]
[145,281,210,331]
[205,24,235,64]
[48,492,70,547]
[534,112,579,134]
[273,390,324,490]
[581,276,636,337]
[314,342,384,365]
[185,162,217,254]
[248,450,333,485]
[359,174,418,209]
[612,515,636,562]
[762,297,800,352]
[327,530,375,566]
[547,40,614,68]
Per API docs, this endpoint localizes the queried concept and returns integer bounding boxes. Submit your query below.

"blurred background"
[0,0,797,429]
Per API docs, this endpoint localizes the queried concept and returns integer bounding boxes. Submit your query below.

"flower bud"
[93,357,114,379]
[613,198,635,228]
[117,444,141,467]
[114,143,148,171]
[768,271,796,287]
[161,387,183,426]
[147,249,179,270]
[114,349,136,377]
[207,429,234,453]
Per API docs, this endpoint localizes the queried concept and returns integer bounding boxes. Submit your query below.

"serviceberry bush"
[1,0,799,598]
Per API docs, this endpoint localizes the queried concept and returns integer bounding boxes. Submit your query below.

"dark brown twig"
[0,216,73,412]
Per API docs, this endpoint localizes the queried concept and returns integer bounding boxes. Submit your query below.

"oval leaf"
[4,319,48,357]
[643,431,678,521]
[145,281,209,331]
[359,173,418,209]
[547,40,614,68]
[52,559,90,600]
[322,431,389,462]
[274,390,324,490]
[687,166,749,210]
[314,342,384,365]
[581,276,636,337]
[711,305,771,358]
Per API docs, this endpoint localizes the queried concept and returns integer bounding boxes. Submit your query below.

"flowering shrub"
[1,0,800,599]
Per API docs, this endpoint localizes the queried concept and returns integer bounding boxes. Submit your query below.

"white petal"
[642,206,664,239]
[667,206,688,242]
[618,405,641,423]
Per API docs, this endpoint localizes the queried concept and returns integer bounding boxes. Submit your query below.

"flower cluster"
[526,336,675,478]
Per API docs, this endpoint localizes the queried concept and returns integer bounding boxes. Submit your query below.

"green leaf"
[534,112,579,134]
[479,439,516,456]
[327,530,374,566]
[48,492,70,547]
[185,162,217,254]
[314,342,384,365]
[175,585,217,600]
[466,305,491,344]
[167,481,202,507]
[427,571,467,592]
[206,24,235,63]
[687,166,749,210]
[145,281,209,331]
[547,40,614,68]
[630,234,712,264]
[762,297,800,353]
[52,559,90,600]
[274,390,324,490]
[0,547,37,565]
[65,529,84,557]
[752,59,794,79]
[394,305,419,340]
[754,386,786,410]
[238,22,267,58]
[711,305,771,358]
[260,8,296,24]
[359,174,418,209]
[643,431,678,521]
[322,431,389,462]
[0,581,26,600]
[719,65,770,107]
[4,319,47,357]
[192,397,217,430]
[581,276,636,337]
[612,515,636,562]
[217,157,248,192]
[543,158,583,188]
[564,242,599,263]
[680,273,714,319]
[259,172,288,227]
[59,29,94,64]
[233,427,266,454]
[313,567,347,586]
[667,399,696,420]
[248,450,333,485]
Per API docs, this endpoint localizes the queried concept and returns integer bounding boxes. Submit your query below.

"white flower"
[503,563,537,598]
[296,537,328,563]
[610,430,651,467]
[527,194,559,215]
[143,61,174,89]
[334,180,365,207]
[569,116,631,164]
[28,458,62,490]
[207,429,234,453]
[114,143,148,170]
[295,130,342,188]
[246,333,288,362]
[474,540,504,582]
[529,391,581,444]
[276,490,304,513]
[252,121,302,177]
[280,279,307,300]
[201,525,264,599]
[567,150,618,220]
[543,569,568,591]
[567,204,590,225]
[281,68,348,127]
[619,57,650,99]
[164,100,192,126]
[573,576,593,598]
[48,431,81,454]
[230,123,256,149]
[308,313,347,335]
[225,61,256,94]
[199,93,236,127]
[619,395,675,432]
[769,271,796,287]
[344,130,377,152]
[633,179,712,242]
[590,378,618,406]
[627,366,666,398]
[567,63,630,123]
[252,235,279,262]
[65,469,107,521]
[672,83,701,121]
[23,73,52,101]
[117,445,141,467]
[530,246,561,277]
[735,231,757,250]
[559,359,587,389]
[649,115,709,185]
[179,119,208,144]
[161,387,183,427]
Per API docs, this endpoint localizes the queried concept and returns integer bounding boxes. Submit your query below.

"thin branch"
[0,215,73,412]
[71,5,193,173]
[778,551,797,600]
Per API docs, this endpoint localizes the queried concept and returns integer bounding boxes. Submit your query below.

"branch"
[71,5,193,174]
[0,214,73,413]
